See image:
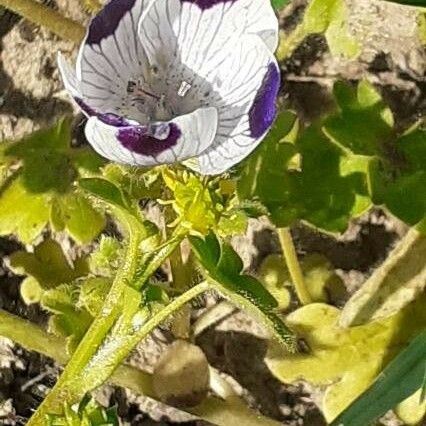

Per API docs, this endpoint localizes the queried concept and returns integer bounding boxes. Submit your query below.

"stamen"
[139,88,161,100]
[178,81,191,97]
[127,79,160,100]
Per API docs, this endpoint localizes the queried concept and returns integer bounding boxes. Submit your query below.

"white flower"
[58,0,280,175]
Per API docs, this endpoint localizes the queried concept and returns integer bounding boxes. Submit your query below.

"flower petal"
[194,36,280,175]
[84,107,218,166]
[77,0,152,113]
[180,0,279,52]
[58,52,82,98]
[138,0,278,77]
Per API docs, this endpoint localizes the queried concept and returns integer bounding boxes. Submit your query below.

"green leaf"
[324,0,360,58]
[78,277,111,317]
[79,177,130,210]
[102,164,162,200]
[265,296,426,423]
[47,395,119,426]
[89,236,123,277]
[190,233,296,350]
[324,81,394,156]
[0,175,50,243]
[50,193,105,244]
[190,233,276,309]
[238,82,425,232]
[1,118,74,194]
[271,0,290,10]
[370,125,426,227]
[238,108,373,232]
[238,110,299,202]
[10,239,89,290]
[329,327,426,426]
[43,283,93,352]
[0,119,105,243]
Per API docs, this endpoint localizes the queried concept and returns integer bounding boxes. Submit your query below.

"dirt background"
[0,0,425,424]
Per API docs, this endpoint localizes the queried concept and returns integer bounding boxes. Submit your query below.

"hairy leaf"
[0,119,105,243]
[190,233,296,350]
[330,328,426,426]
[9,239,89,290]
[266,297,426,423]
[50,192,105,244]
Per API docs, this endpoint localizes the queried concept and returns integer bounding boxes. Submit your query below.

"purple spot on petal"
[87,0,136,44]
[180,0,236,10]
[249,62,280,138]
[118,123,181,156]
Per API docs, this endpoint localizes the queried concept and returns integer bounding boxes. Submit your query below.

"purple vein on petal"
[87,0,136,45]
[75,97,130,127]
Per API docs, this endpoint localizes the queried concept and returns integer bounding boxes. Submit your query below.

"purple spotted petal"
[248,62,280,138]
[75,97,97,116]
[118,123,181,156]
[87,0,136,45]
[75,97,130,127]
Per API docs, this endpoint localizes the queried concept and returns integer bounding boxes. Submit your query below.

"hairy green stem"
[27,224,143,425]
[0,0,84,43]
[206,278,297,351]
[0,309,155,396]
[277,227,312,305]
[0,309,280,426]
[134,234,184,289]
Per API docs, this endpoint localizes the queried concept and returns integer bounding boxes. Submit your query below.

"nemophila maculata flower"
[58,0,280,175]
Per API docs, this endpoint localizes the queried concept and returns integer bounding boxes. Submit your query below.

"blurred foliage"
[277,0,360,60]
[329,328,426,426]
[258,253,346,310]
[0,119,105,243]
[238,81,426,233]
[47,394,118,426]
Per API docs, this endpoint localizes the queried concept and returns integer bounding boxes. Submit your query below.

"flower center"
[124,72,194,125]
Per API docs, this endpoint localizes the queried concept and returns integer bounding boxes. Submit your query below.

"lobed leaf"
[0,119,105,243]
[266,297,426,423]
[9,239,89,290]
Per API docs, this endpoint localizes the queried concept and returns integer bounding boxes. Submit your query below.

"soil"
[0,0,424,424]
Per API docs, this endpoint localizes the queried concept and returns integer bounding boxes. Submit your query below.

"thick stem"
[277,227,312,305]
[0,0,84,43]
[0,310,280,426]
[0,308,281,426]
[27,225,143,425]
[0,309,155,396]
